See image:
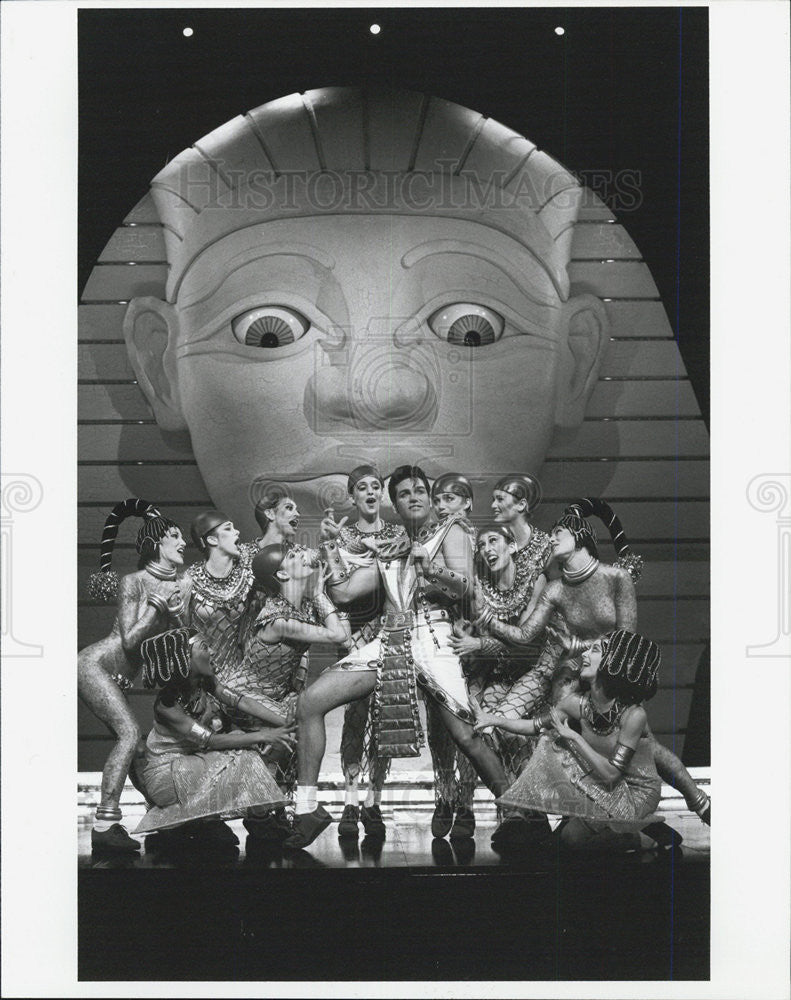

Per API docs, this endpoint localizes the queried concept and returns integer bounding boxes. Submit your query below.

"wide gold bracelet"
[609,742,635,773]
[188,721,212,749]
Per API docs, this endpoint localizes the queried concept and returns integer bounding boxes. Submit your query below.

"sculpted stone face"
[127,214,604,525]
[123,89,608,532]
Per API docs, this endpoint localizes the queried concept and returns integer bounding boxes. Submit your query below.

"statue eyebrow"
[177,243,337,309]
[400,240,557,308]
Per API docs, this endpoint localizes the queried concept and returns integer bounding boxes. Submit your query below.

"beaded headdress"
[494,474,542,514]
[252,544,289,594]
[86,498,178,603]
[190,509,230,551]
[431,473,474,501]
[557,497,644,583]
[476,522,516,546]
[141,627,195,689]
[347,464,384,494]
[598,628,661,704]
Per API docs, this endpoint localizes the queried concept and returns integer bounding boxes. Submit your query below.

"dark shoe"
[449,806,476,840]
[244,809,292,842]
[431,799,453,839]
[91,824,140,854]
[187,819,239,846]
[337,804,360,839]
[642,821,684,850]
[282,805,333,850]
[360,803,386,839]
[492,814,551,847]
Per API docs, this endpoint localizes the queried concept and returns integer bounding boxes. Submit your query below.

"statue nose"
[305,346,438,432]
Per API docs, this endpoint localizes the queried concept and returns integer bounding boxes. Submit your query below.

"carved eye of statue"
[428,304,504,347]
[232,307,310,348]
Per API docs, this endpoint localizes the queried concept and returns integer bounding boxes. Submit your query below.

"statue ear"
[123,297,186,431]
[554,294,609,428]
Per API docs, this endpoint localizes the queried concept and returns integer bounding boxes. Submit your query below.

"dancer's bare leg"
[285,669,378,849]
[296,670,376,786]
[652,737,711,823]
[432,702,509,798]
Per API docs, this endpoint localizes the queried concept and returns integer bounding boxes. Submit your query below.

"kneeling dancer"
[476,629,666,852]
[134,627,295,841]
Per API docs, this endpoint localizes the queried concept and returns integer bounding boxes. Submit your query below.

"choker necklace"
[562,555,599,585]
[581,692,624,735]
[145,561,177,581]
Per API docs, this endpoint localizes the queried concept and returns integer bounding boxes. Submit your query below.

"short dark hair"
[387,465,431,506]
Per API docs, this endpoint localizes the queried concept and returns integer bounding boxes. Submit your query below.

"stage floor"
[79,805,709,870]
[79,808,710,982]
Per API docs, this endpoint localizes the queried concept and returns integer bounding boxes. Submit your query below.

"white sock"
[345,785,359,807]
[93,816,118,832]
[295,785,317,815]
[364,787,382,807]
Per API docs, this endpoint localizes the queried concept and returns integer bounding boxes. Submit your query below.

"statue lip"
[257,443,456,481]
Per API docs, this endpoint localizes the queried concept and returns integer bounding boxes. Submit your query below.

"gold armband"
[609,742,635,773]
[424,560,470,598]
[533,711,553,734]
[225,688,243,711]
[188,721,212,749]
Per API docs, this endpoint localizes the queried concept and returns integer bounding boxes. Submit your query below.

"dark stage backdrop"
[77,7,710,765]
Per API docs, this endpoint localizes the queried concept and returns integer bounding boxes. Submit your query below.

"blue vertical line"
[670,6,685,981]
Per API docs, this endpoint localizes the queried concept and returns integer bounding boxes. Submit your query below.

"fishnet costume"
[186,542,260,684]
[472,631,566,782]
[426,696,478,808]
[434,528,555,810]
[220,594,318,794]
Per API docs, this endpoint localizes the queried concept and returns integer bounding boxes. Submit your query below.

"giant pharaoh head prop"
[117,88,608,524]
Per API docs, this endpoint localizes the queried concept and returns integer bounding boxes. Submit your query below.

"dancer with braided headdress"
[477,499,710,830]
[134,628,294,842]
[475,629,665,853]
[78,499,189,852]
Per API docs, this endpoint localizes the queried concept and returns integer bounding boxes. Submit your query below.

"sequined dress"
[134,687,285,834]
[497,694,661,830]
